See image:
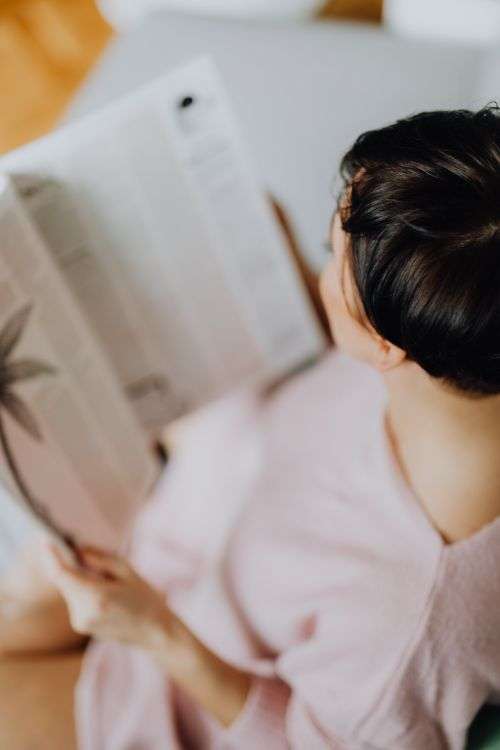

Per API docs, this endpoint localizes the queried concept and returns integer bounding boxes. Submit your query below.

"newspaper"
[0,58,325,434]
[0,57,325,567]
[0,176,159,557]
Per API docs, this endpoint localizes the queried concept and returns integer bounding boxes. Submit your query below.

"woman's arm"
[148,607,251,726]
[47,545,343,748]
[47,544,250,726]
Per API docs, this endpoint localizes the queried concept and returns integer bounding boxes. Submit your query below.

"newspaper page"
[0,176,159,563]
[0,58,325,434]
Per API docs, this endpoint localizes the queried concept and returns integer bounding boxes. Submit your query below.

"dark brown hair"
[338,104,500,396]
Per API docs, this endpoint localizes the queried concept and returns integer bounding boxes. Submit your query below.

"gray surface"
[476,48,500,104]
[68,12,484,264]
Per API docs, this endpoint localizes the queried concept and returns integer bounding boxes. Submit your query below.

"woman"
[4,104,500,749]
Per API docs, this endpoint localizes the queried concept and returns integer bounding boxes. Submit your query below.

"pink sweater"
[76,350,500,749]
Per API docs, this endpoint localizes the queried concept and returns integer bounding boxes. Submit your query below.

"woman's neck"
[383,361,500,444]
[382,361,500,543]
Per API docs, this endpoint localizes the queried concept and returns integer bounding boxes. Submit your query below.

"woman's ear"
[372,332,406,372]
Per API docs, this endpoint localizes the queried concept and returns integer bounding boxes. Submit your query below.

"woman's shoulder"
[261,348,385,461]
[266,348,382,414]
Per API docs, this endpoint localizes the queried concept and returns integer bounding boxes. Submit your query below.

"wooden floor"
[0,0,383,156]
[0,0,112,154]
[319,0,382,22]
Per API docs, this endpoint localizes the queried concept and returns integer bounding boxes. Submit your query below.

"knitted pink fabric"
[76,350,500,749]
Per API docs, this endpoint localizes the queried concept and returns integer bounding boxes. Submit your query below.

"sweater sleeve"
[213,676,349,749]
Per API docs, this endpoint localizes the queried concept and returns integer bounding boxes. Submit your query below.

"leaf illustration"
[1,358,56,385]
[0,303,78,556]
[1,390,42,441]
[0,304,33,359]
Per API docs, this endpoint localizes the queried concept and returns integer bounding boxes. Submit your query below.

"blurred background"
[1,0,499,330]
[0,0,386,155]
[1,0,500,156]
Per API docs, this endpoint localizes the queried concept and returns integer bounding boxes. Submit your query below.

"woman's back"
[228,350,500,748]
[77,350,500,749]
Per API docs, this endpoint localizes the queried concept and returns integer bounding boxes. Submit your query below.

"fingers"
[43,541,134,589]
[79,547,132,580]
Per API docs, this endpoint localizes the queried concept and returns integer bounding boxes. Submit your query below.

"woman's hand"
[45,545,175,653]
[46,543,251,726]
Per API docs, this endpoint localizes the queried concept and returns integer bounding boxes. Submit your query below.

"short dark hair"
[339,104,500,396]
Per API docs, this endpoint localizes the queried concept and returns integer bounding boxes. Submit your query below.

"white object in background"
[384,0,500,45]
[98,0,323,29]
[0,483,36,576]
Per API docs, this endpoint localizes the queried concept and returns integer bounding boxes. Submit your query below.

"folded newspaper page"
[0,57,325,435]
[0,176,159,556]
